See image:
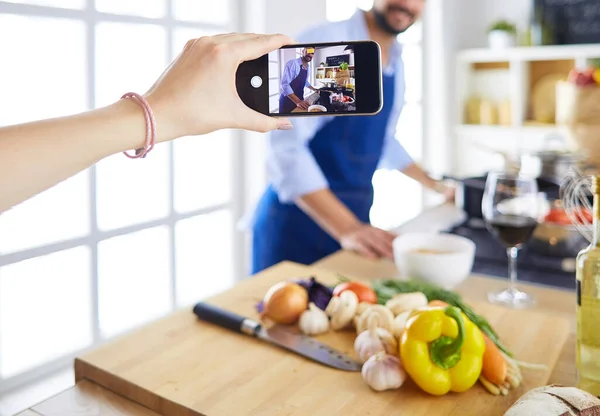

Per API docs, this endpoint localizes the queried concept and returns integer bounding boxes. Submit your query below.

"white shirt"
[264,10,414,204]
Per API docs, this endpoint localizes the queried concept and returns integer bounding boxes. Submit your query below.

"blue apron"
[251,73,396,274]
[279,61,308,113]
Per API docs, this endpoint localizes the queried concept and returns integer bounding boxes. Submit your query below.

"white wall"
[263,0,328,36]
[279,49,298,77]
[454,0,532,49]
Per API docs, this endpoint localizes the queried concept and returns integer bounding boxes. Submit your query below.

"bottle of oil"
[576,175,600,396]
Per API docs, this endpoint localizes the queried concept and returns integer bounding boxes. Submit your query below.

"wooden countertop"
[18,250,576,415]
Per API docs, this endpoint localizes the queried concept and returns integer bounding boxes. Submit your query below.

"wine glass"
[482,171,540,308]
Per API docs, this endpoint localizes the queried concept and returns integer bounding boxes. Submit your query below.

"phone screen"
[235,40,382,117]
[268,44,357,115]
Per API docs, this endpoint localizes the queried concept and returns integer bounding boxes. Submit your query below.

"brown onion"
[263,281,308,324]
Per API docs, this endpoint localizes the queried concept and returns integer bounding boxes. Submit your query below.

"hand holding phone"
[236,40,383,117]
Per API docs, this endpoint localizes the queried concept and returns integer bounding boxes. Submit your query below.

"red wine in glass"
[486,214,538,248]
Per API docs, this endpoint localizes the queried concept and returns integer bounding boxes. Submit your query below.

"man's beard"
[373,6,415,36]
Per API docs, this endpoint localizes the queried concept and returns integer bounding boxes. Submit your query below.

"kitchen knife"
[192,302,362,372]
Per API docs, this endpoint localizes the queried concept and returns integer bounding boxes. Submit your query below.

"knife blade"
[193,302,362,372]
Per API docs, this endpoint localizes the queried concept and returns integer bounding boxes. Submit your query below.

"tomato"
[544,208,571,225]
[333,281,377,304]
[544,207,592,225]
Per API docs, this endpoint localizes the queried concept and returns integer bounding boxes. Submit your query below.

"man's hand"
[339,223,396,260]
[433,180,456,202]
[442,183,456,202]
[296,100,310,110]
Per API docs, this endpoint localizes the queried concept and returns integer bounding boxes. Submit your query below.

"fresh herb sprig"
[372,279,513,357]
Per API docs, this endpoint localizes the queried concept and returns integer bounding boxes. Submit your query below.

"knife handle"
[193,302,260,336]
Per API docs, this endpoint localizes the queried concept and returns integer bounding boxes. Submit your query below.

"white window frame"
[0,0,250,394]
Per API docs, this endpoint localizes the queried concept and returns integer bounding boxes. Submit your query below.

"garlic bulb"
[325,290,358,330]
[385,292,428,316]
[355,305,395,334]
[361,352,406,391]
[299,302,329,335]
[392,310,411,340]
[354,322,397,363]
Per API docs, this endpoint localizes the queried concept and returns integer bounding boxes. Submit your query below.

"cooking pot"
[521,149,588,184]
[321,81,338,89]
[447,173,560,219]
[469,135,590,184]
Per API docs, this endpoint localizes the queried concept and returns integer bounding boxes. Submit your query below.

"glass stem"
[507,246,519,291]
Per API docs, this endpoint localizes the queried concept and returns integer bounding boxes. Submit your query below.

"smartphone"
[235,40,383,117]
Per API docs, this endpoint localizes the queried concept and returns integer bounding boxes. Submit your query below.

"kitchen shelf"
[457,44,600,64]
[456,123,567,135]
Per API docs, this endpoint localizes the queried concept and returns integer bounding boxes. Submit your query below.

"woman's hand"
[144,33,296,141]
[339,223,397,260]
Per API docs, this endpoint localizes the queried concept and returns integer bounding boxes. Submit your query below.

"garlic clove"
[361,351,406,392]
[299,302,329,335]
[392,310,411,340]
[354,327,398,363]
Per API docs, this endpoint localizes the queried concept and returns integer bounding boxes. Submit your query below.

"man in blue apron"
[279,47,319,113]
[251,1,453,274]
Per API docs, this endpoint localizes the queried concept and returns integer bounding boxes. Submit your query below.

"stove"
[448,218,577,291]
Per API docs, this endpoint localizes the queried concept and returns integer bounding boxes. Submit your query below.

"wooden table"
[16,250,577,415]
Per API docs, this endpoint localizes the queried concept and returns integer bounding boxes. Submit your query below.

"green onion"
[371,279,513,357]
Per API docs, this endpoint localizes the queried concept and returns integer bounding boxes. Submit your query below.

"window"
[0,0,240,392]
[326,1,425,230]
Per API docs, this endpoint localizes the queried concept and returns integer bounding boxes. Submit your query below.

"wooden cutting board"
[74,261,570,416]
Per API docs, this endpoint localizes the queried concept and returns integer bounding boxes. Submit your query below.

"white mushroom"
[325,290,359,330]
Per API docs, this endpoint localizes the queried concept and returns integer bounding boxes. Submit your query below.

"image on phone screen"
[235,40,381,117]
[268,44,357,115]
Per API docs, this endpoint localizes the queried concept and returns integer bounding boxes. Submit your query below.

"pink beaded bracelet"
[120,92,156,159]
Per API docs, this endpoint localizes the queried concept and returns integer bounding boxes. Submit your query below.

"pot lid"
[526,149,588,161]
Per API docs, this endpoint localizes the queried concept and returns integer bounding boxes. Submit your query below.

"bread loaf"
[504,384,600,416]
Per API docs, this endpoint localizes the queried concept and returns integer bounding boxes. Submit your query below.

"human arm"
[305,75,317,91]
[296,189,396,259]
[286,93,310,110]
[0,33,296,213]
[401,163,454,199]
[380,136,455,201]
[280,60,298,98]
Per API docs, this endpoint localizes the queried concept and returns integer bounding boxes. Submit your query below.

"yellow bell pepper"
[399,305,485,396]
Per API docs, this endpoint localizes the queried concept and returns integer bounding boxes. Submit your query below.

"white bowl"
[392,232,476,289]
[308,105,327,113]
